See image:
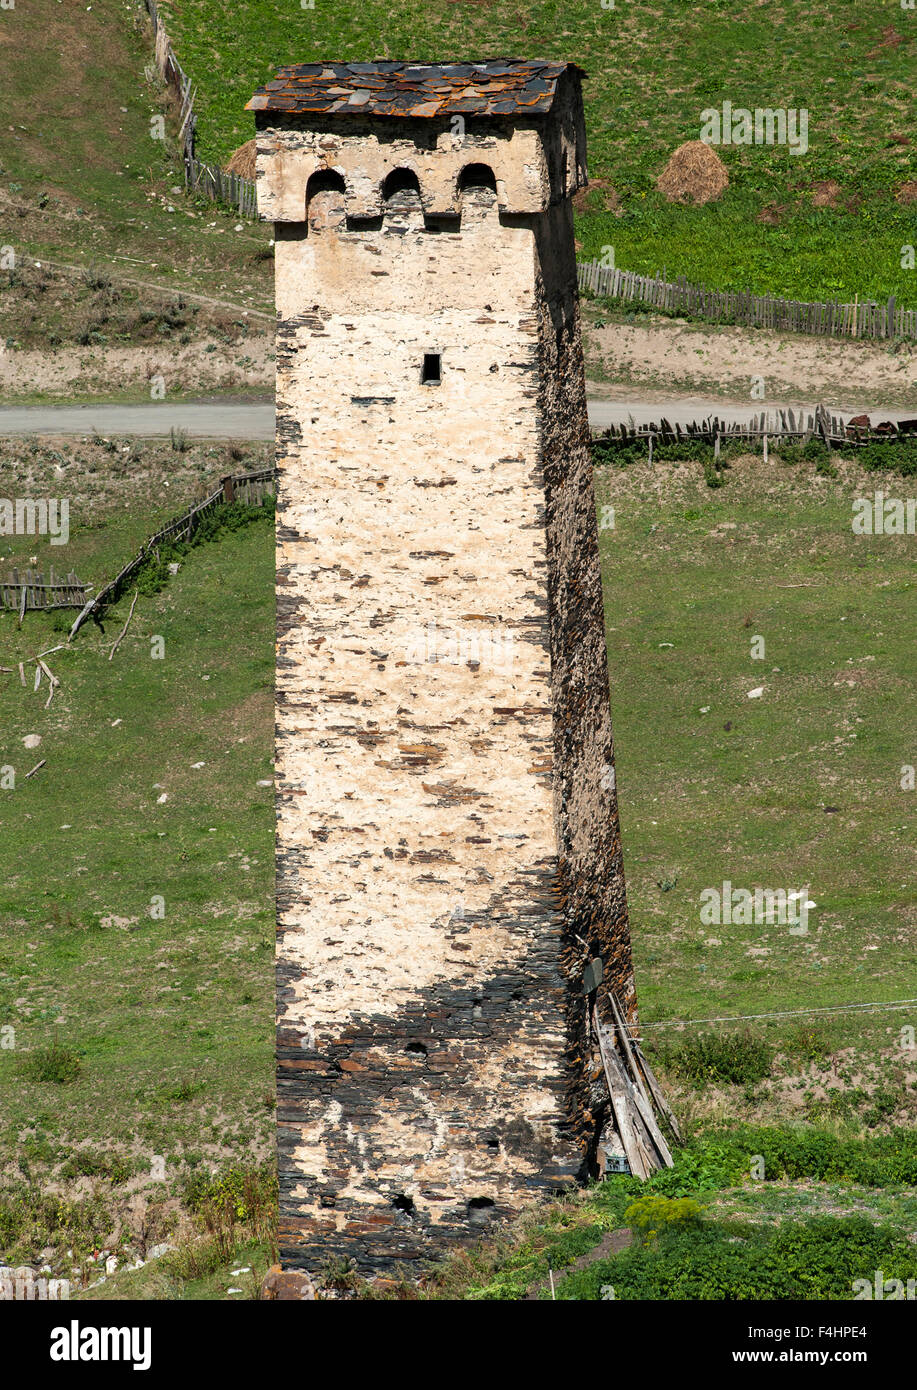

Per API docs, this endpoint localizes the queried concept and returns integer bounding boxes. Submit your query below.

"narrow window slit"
[421,353,442,386]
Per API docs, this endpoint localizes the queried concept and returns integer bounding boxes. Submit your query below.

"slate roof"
[246,60,584,119]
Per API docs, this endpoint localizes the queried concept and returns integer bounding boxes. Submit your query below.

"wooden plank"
[593,1007,649,1180]
[608,991,652,1108]
[631,1037,683,1143]
[630,1085,674,1167]
[600,1024,664,1172]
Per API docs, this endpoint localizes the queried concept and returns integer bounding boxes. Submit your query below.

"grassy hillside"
[3,434,912,1296]
[0,435,275,1290]
[594,447,916,1140]
[0,0,273,311]
[157,0,917,304]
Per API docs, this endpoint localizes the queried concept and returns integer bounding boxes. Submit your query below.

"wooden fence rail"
[142,0,258,220]
[592,404,917,452]
[1,567,88,613]
[68,468,276,640]
[577,260,917,342]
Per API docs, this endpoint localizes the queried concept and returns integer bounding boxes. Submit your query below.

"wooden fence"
[577,260,917,342]
[593,404,917,457]
[69,467,276,640]
[142,0,258,219]
[1,567,88,615]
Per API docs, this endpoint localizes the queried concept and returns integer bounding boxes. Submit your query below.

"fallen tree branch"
[108,591,139,662]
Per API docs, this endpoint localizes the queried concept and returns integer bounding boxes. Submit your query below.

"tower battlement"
[247,59,588,221]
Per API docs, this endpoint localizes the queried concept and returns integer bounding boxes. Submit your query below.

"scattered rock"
[146,1243,174,1261]
[259,1264,316,1300]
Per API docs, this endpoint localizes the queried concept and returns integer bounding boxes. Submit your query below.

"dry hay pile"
[225,139,256,179]
[572,178,621,215]
[656,140,728,205]
[811,179,842,208]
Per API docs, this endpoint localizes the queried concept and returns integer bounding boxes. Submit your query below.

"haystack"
[811,179,842,208]
[656,140,728,206]
[225,139,256,179]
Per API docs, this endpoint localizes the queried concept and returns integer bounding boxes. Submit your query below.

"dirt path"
[0,338,274,401]
[2,397,912,440]
[0,401,275,440]
[21,255,275,324]
[524,1229,633,1300]
[585,313,917,413]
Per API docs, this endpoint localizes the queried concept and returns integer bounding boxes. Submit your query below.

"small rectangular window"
[421,353,442,385]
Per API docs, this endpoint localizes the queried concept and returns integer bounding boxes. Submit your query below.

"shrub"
[177,1161,277,1266]
[646,1124,917,1190]
[624,1194,705,1243]
[60,1148,132,1184]
[782,1022,833,1061]
[859,437,917,477]
[19,1039,82,1084]
[552,1215,915,1300]
[663,1029,772,1086]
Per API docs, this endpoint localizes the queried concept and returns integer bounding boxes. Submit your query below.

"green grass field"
[0,436,276,1291]
[596,450,915,1131]
[156,0,917,305]
[1,434,913,1297]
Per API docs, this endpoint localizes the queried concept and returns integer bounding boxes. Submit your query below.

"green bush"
[859,437,917,477]
[593,432,917,478]
[131,496,275,597]
[553,1215,915,1300]
[782,1022,833,1062]
[641,1125,917,1195]
[662,1029,772,1086]
[182,1160,276,1224]
[60,1148,132,1184]
[624,1194,705,1244]
[19,1039,83,1084]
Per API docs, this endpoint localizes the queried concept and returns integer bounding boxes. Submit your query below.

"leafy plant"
[662,1030,772,1086]
[19,1039,83,1085]
[624,1194,705,1244]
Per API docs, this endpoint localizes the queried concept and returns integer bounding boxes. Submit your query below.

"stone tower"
[248,60,637,1278]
